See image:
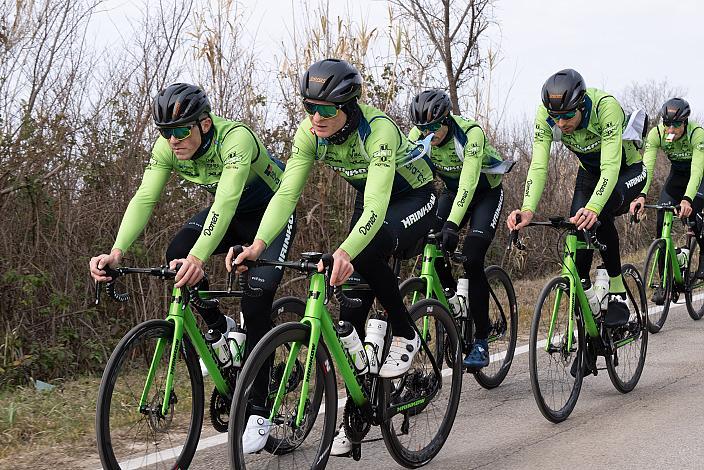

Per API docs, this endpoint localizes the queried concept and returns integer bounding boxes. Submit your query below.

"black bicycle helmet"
[299,59,362,104]
[409,89,452,126]
[661,98,690,123]
[541,69,587,112]
[152,83,211,127]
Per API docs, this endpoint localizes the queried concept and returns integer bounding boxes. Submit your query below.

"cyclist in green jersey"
[507,69,647,328]
[229,59,437,455]
[89,84,295,448]
[408,89,504,369]
[630,98,704,291]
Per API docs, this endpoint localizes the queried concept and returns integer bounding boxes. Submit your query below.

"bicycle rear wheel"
[606,264,648,393]
[229,322,337,469]
[474,265,518,389]
[643,238,672,333]
[529,277,584,423]
[96,319,204,470]
[381,299,462,468]
[685,237,704,320]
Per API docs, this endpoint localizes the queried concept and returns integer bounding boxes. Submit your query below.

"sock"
[609,275,626,295]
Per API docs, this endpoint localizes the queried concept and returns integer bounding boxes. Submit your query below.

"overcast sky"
[93,0,703,124]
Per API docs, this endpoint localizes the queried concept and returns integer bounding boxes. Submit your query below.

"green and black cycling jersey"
[641,121,704,201]
[522,88,643,215]
[409,115,502,226]
[113,114,284,261]
[256,103,435,259]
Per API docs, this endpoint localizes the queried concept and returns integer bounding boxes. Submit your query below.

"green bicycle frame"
[140,286,231,416]
[648,210,685,289]
[268,272,368,427]
[546,233,600,353]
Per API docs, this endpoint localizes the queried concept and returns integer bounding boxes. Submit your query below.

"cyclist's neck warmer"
[323,100,362,145]
[577,94,593,130]
[438,118,455,147]
[191,123,215,160]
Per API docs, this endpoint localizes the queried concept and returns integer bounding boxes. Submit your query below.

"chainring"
[209,387,231,433]
[343,398,371,444]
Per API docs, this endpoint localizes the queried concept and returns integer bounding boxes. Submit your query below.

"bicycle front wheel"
[643,238,672,333]
[474,265,518,389]
[529,277,584,423]
[381,299,462,468]
[685,237,704,320]
[606,264,648,393]
[229,322,337,470]
[96,319,204,470]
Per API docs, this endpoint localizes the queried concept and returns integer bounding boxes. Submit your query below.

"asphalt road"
[123,301,704,469]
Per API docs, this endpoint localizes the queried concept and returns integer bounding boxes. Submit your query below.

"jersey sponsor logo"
[401,193,436,229]
[358,210,378,235]
[565,139,600,153]
[436,164,463,172]
[264,163,282,186]
[595,177,609,196]
[468,142,480,157]
[625,165,647,189]
[602,121,617,138]
[199,182,218,193]
[457,189,469,207]
[203,212,220,236]
[524,178,533,197]
[330,165,367,177]
[490,188,504,229]
[372,144,392,167]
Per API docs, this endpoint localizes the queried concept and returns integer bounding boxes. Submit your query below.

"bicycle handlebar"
[229,246,362,307]
[509,215,606,251]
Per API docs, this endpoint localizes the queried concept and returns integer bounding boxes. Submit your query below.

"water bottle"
[337,321,368,374]
[364,314,387,374]
[205,329,232,368]
[445,289,462,318]
[227,324,247,368]
[677,247,690,269]
[457,277,469,318]
[593,266,609,310]
[582,280,602,315]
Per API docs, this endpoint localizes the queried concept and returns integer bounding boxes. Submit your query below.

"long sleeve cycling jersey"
[112,114,284,261]
[641,121,704,201]
[255,103,435,260]
[409,115,502,226]
[522,88,642,215]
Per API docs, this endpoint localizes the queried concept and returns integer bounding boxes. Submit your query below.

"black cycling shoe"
[604,293,630,327]
[651,287,666,306]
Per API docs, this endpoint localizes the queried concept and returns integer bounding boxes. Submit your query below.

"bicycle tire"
[380,299,462,468]
[684,237,704,320]
[474,265,518,389]
[228,322,337,469]
[96,319,204,470]
[529,276,584,423]
[606,264,648,393]
[643,238,672,333]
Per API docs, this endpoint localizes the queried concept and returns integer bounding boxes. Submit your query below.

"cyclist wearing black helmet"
[89,83,295,442]
[408,88,505,369]
[630,98,704,287]
[230,58,436,455]
[507,69,647,329]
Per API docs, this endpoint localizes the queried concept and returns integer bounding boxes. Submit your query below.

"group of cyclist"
[89,57,703,458]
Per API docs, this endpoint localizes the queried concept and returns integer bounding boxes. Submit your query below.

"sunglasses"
[663,120,684,128]
[548,109,577,121]
[158,124,196,141]
[418,122,443,133]
[303,101,343,119]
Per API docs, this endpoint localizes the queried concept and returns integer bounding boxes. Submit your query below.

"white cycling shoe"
[379,332,420,378]
[242,414,271,454]
[200,315,237,378]
[330,424,352,456]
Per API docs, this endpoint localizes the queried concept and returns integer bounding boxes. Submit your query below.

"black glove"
[441,221,460,253]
